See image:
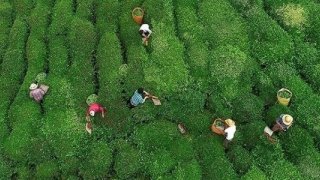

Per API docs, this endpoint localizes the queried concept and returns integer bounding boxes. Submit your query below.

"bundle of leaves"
[209,45,257,101]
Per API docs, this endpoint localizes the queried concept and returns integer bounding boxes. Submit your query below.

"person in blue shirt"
[128,87,150,108]
[272,114,293,133]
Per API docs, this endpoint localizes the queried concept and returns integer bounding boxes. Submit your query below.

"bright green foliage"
[49,0,73,36]
[247,8,294,65]
[171,159,202,180]
[297,152,320,179]
[232,93,264,123]
[114,140,141,179]
[97,32,122,101]
[194,135,237,180]
[48,38,68,76]
[80,142,112,179]
[35,161,60,179]
[28,3,50,38]
[76,0,93,21]
[268,160,303,180]
[143,20,189,95]
[0,2,12,21]
[207,93,233,118]
[227,145,253,175]
[252,71,277,104]
[229,0,263,15]
[252,137,285,171]
[241,165,267,180]
[144,149,177,178]
[168,138,195,162]
[238,121,266,150]
[0,2,12,64]
[198,0,249,51]
[95,0,119,37]
[308,4,320,49]
[209,45,256,101]
[143,0,175,28]
[133,120,180,150]
[68,18,96,115]
[265,104,292,126]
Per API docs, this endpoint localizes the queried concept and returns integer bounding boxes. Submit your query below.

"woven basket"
[277,88,292,106]
[211,118,225,135]
[132,7,144,24]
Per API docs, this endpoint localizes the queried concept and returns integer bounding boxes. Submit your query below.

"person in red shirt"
[86,103,106,122]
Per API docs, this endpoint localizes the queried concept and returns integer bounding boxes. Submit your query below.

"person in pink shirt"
[29,83,48,103]
[86,103,106,122]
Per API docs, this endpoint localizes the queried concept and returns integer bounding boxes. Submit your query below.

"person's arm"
[86,110,90,122]
[29,91,33,98]
[101,107,106,118]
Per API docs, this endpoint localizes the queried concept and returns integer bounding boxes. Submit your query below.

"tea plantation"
[1,0,320,179]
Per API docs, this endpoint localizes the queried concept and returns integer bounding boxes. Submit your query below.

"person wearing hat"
[29,82,48,103]
[86,103,106,122]
[271,114,293,133]
[139,24,152,46]
[223,119,236,149]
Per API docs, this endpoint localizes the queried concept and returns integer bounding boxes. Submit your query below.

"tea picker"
[211,118,237,149]
[85,94,106,134]
[128,88,161,108]
[29,72,49,103]
[264,114,293,142]
[139,24,152,46]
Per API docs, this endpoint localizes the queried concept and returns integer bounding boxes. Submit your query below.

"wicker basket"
[132,7,144,25]
[211,118,225,135]
[277,88,292,106]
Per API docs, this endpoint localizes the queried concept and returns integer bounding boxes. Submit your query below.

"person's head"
[29,83,38,90]
[282,114,293,126]
[137,87,144,95]
[89,111,95,116]
[225,119,235,127]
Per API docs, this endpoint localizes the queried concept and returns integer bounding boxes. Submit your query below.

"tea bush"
[28,3,50,38]
[114,140,142,179]
[194,135,237,179]
[49,0,73,36]
[241,165,267,180]
[35,161,60,179]
[11,0,34,17]
[306,3,320,49]
[238,120,266,150]
[95,0,119,37]
[79,142,112,179]
[268,160,303,179]
[227,145,253,175]
[229,0,263,16]
[265,104,293,126]
[76,0,93,21]
[168,138,195,162]
[247,8,294,65]
[252,71,277,104]
[198,0,249,52]
[48,38,68,76]
[231,93,264,123]
[297,152,320,179]
[171,159,202,180]
[209,45,257,101]
[0,2,12,65]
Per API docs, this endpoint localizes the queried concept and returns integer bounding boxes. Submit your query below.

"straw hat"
[282,114,293,126]
[89,111,95,116]
[29,83,38,90]
[225,119,235,127]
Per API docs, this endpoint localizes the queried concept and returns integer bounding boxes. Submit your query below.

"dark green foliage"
[171,159,202,180]
[0,2,12,64]
[229,0,263,15]
[199,0,249,51]
[241,165,267,180]
[239,120,267,150]
[232,93,264,123]
[11,0,34,17]
[209,45,256,100]
[279,125,316,163]
[194,135,237,180]
[76,0,93,21]
[268,160,303,180]
[265,104,292,126]
[168,138,195,162]
[0,155,12,179]
[307,3,320,49]
[143,20,189,95]
[143,0,175,28]
[0,2,13,22]
[207,93,233,118]
[144,149,177,178]
[114,140,141,179]
[49,0,73,36]
[247,8,294,65]
[227,145,253,175]
[133,120,180,151]
[80,142,112,179]
[95,0,119,36]
[35,161,60,179]
[26,35,46,74]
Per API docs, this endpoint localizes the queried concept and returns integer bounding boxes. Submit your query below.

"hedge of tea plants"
[0,0,319,179]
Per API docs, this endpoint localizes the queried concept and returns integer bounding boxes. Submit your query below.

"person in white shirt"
[139,24,152,46]
[224,119,236,149]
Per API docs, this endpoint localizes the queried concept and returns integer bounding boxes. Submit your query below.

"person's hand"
[86,116,91,122]
[102,112,105,118]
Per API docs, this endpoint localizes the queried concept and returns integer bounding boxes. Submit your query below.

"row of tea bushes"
[0,1,12,66]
